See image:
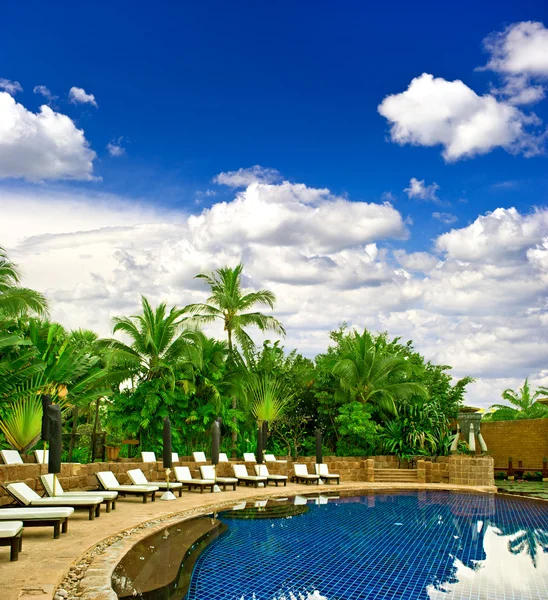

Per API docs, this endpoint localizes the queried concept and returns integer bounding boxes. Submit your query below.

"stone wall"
[447,455,494,486]
[481,418,548,470]
[417,458,450,484]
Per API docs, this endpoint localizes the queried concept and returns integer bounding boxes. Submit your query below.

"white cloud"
[214,165,282,187]
[433,212,457,225]
[69,87,98,107]
[3,177,548,409]
[33,85,56,102]
[107,137,125,157]
[0,92,96,181]
[378,73,542,160]
[481,21,548,106]
[0,78,22,95]
[404,177,440,202]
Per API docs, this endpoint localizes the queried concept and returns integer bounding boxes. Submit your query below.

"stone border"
[55,483,496,600]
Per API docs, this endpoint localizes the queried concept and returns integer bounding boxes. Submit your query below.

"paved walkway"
[0,482,495,600]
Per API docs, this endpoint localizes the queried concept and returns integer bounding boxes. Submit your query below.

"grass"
[497,480,548,500]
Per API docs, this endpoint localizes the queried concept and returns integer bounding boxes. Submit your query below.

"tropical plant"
[247,375,293,424]
[183,263,285,451]
[330,328,428,417]
[0,247,48,318]
[486,379,548,421]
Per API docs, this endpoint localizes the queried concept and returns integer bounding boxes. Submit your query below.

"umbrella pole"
[213,463,221,493]
[160,467,176,501]
[53,475,56,497]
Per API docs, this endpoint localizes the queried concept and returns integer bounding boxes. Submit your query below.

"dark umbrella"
[47,404,62,495]
[256,424,263,465]
[211,420,220,466]
[41,394,52,443]
[262,421,268,454]
[315,428,323,465]
[162,417,173,470]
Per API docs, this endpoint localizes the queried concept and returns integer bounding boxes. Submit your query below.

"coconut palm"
[488,379,548,420]
[0,247,48,318]
[183,263,285,451]
[183,263,285,353]
[331,329,428,417]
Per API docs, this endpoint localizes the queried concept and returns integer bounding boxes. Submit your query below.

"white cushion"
[218,453,229,462]
[0,507,74,520]
[200,465,236,483]
[32,496,103,506]
[7,482,41,505]
[141,452,156,463]
[0,521,23,537]
[264,454,277,462]
[233,464,266,481]
[35,450,49,464]
[112,484,158,492]
[174,466,192,481]
[243,453,256,462]
[41,473,119,499]
[1,450,23,465]
[294,464,318,478]
[315,464,339,478]
[193,452,207,462]
[254,465,287,479]
[97,471,157,492]
[127,469,148,485]
[171,452,179,463]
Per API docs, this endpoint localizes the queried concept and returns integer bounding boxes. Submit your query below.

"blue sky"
[1,1,548,406]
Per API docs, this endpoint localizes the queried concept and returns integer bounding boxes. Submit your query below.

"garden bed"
[497,480,548,501]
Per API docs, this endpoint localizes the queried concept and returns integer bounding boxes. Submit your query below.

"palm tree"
[0,247,48,318]
[183,263,285,353]
[488,379,548,420]
[183,263,285,452]
[331,329,428,417]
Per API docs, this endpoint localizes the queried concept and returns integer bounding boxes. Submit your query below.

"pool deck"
[1,481,496,600]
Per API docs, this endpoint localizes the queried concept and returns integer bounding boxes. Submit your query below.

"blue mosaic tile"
[185,492,548,600]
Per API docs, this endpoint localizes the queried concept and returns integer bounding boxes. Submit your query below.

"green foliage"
[484,379,548,421]
[335,402,379,456]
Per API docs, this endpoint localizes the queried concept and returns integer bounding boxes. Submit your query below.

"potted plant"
[105,428,123,462]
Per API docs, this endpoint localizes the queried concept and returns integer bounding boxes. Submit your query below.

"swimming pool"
[184,491,548,600]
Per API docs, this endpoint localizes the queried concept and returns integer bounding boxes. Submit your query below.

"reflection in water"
[183,493,548,599]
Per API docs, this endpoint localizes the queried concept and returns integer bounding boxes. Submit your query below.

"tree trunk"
[90,397,101,462]
[67,406,79,463]
[227,328,238,457]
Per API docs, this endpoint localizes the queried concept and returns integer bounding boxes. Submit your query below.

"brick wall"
[447,456,494,486]
[481,419,548,469]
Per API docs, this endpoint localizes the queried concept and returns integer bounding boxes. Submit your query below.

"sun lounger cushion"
[293,464,319,479]
[97,471,158,492]
[254,465,287,480]
[171,452,179,463]
[0,450,23,465]
[34,450,49,464]
[243,453,256,462]
[193,452,207,462]
[218,453,229,462]
[127,469,182,490]
[232,464,267,482]
[200,465,238,483]
[315,464,340,478]
[0,507,74,520]
[0,520,23,537]
[7,483,103,506]
[173,466,214,484]
[41,474,118,500]
[141,452,156,463]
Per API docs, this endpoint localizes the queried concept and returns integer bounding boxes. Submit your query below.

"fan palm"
[331,329,428,417]
[0,247,48,318]
[488,379,548,420]
[247,375,293,424]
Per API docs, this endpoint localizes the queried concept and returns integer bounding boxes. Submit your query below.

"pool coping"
[53,482,496,600]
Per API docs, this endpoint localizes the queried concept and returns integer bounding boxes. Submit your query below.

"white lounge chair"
[171,452,179,463]
[264,453,287,463]
[41,473,118,512]
[96,471,158,503]
[200,465,237,491]
[141,451,157,463]
[293,464,320,485]
[0,521,23,561]
[315,463,340,484]
[193,451,207,462]
[5,482,103,520]
[243,453,256,463]
[34,449,49,464]
[254,464,288,487]
[173,466,215,493]
[219,453,229,462]
[0,450,23,465]
[127,469,183,497]
[0,507,73,539]
[232,464,267,488]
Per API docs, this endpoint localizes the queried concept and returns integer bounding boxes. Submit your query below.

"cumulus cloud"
[378,73,542,160]
[107,137,125,157]
[2,177,548,408]
[69,86,98,107]
[433,212,457,225]
[481,21,548,105]
[33,85,56,102]
[0,92,96,181]
[214,165,282,187]
[0,78,22,95]
[404,178,440,202]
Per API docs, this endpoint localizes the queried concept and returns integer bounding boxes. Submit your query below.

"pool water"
[185,491,548,600]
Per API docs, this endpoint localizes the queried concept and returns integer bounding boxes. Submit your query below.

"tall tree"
[183,263,285,452]
[486,379,548,420]
[0,247,48,318]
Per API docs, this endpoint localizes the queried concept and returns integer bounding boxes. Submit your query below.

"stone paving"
[0,481,496,600]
